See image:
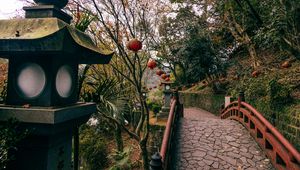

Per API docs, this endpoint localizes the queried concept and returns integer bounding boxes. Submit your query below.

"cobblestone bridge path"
[172,108,274,170]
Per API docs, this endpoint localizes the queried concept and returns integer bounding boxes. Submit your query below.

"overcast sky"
[0,0,25,19]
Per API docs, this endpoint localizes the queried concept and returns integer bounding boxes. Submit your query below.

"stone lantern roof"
[161,81,174,84]
[0,18,114,64]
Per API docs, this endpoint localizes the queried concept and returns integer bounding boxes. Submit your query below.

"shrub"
[79,125,108,170]
[108,147,132,170]
[0,119,27,169]
[147,101,162,115]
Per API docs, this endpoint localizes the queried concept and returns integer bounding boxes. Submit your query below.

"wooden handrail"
[221,101,300,170]
[157,91,184,170]
[160,99,176,162]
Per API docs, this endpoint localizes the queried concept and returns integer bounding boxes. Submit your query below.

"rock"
[212,162,219,169]
[192,150,206,157]
[203,159,214,166]
[225,135,235,142]
[218,155,237,165]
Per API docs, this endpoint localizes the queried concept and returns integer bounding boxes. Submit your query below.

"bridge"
[172,108,273,170]
[150,92,300,170]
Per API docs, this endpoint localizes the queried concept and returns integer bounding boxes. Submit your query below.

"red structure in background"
[221,99,300,170]
[147,59,157,69]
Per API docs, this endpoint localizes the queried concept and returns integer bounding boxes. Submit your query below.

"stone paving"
[172,108,274,170]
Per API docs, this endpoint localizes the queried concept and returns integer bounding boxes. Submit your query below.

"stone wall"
[251,100,299,151]
[253,102,300,152]
[179,91,224,115]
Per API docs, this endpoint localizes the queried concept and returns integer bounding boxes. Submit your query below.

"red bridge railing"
[159,92,183,169]
[221,100,300,170]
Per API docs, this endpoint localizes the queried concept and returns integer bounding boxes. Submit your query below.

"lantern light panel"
[17,63,46,99]
[56,65,74,98]
[165,85,170,90]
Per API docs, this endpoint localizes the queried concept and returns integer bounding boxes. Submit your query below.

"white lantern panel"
[166,85,170,90]
[17,63,46,98]
[56,65,73,98]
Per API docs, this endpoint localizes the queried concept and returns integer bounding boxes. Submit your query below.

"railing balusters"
[221,101,300,170]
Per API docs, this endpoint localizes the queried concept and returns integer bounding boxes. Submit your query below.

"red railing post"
[238,91,245,120]
[239,91,245,102]
[238,91,245,109]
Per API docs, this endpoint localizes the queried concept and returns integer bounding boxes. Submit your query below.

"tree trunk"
[224,7,260,69]
[114,123,124,152]
[140,139,149,170]
[140,94,150,170]
[245,38,260,68]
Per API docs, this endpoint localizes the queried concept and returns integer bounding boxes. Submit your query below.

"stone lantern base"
[158,106,170,119]
[0,103,96,170]
[158,90,172,119]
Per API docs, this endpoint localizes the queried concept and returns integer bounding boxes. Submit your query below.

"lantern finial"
[24,0,72,23]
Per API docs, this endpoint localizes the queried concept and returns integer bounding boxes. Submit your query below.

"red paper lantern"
[156,70,164,76]
[161,74,167,79]
[147,59,157,69]
[126,39,142,52]
[251,70,260,78]
[281,61,291,68]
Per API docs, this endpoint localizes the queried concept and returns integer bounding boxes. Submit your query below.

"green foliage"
[216,0,300,59]
[229,75,293,122]
[229,74,300,151]
[81,67,129,125]
[148,125,165,153]
[0,119,27,169]
[146,90,163,115]
[79,125,108,170]
[81,66,131,152]
[108,147,132,170]
[269,79,292,110]
[184,36,219,82]
[158,6,222,85]
[0,81,6,103]
[147,101,161,115]
[0,61,7,103]
[75,12,95,32]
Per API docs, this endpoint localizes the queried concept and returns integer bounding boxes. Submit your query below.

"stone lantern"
[0,0,113,169]
[142,89,148,100]
[158,81,173,118]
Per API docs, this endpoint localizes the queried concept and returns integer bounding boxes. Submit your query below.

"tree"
[157,6,220,85]
[0,60,8,102]
[221,0,261,68]
[215,0,300,64]
[69,0,166,168]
